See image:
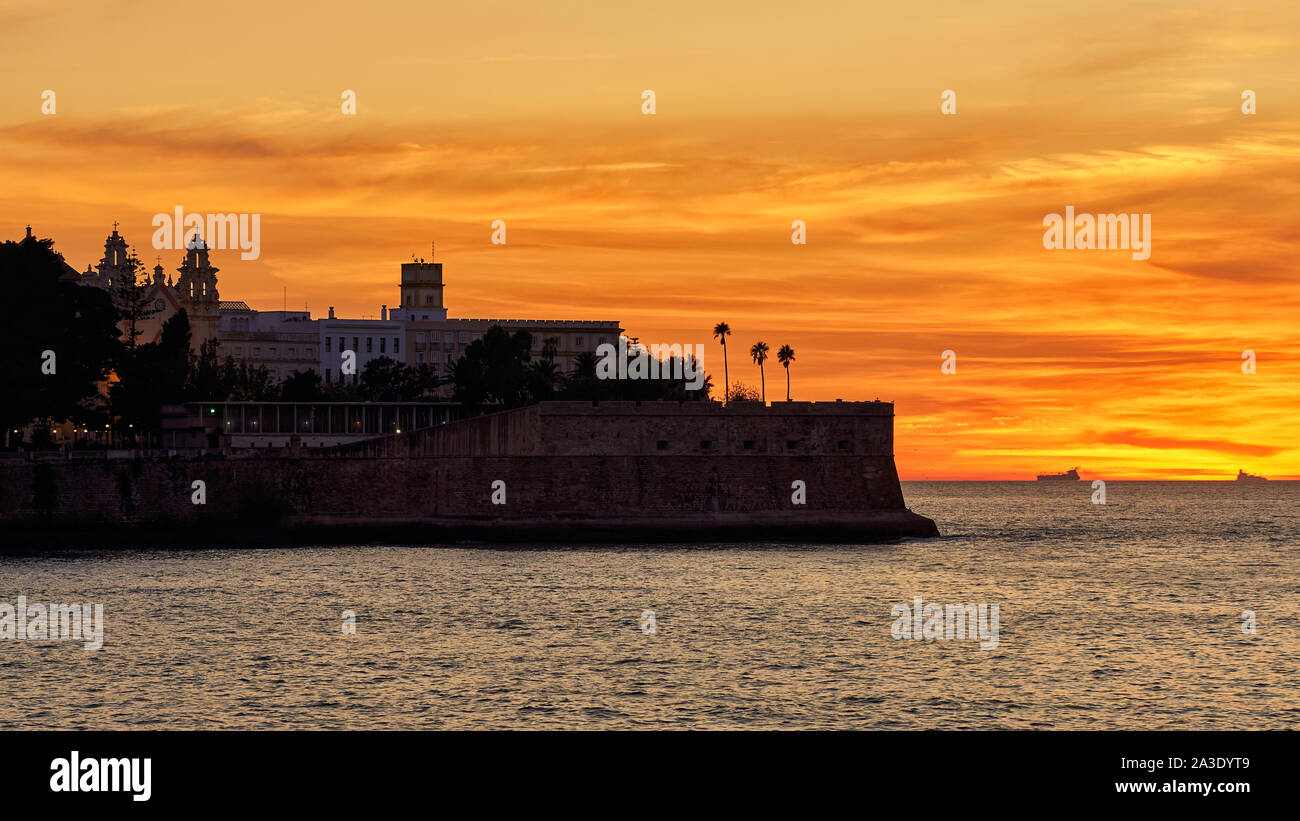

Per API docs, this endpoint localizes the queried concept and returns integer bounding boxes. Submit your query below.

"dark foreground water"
[2,482,1297,729]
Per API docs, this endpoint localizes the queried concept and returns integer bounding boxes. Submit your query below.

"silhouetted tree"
[0,231,118,445]
[555,343,712,402]
[109,253,157,357]
[541,336,560,362]
[452,327,534,409]
[110,309,192,432]
[560,351,601,400]
[528,359,560,402]
[408,363,440,399]
[750,341,769,404]
[777,344,795,401]
[186,338,226,401]
[713,322,731,403]
[281,369,324,401]
[725,382,761,403]
[357,357,439,401]
[223,357,276,401]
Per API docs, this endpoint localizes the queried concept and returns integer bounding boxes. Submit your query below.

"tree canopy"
[0,233,118,434]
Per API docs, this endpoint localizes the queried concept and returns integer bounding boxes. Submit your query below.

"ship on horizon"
[1235,469,1268,483]
[1036,467,1081,481]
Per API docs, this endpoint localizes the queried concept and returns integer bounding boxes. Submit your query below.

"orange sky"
[2,0,1297,479]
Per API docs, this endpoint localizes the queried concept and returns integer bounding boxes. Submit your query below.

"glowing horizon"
[2,0,1297,480]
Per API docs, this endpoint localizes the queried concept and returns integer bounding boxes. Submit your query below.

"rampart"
[0,401,938,546]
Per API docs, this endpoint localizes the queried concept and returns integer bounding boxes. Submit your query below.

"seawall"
[0,400,939,547]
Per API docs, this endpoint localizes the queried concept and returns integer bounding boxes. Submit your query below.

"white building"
[207,254,621,387]
[318,306,404,386]
[217,305,319,382]
[397,259,621,378]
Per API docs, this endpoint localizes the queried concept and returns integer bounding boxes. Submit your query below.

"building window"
[393,338,399,354]
[838,440,851,451]
[786,440,799,449]
[308,348,315,358]
[575,336,585,348]
[366,337,373,353]
[425,296,434,305]
[253,347,261,357]
[417,353,424,364]
[380,337,386,353]
[269,347,277,358]
[656,440,668,450]
[287,348,296,358]
[326,368,332,382]
[700,440,712,449]
[444,333,454,345]
[743,440,755,450]
[416,332,426,348]
[325,336,331,352]
[339,337,345,351]
[352,337,359,353]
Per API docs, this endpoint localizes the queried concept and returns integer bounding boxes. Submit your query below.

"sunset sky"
[2,0,1297,479]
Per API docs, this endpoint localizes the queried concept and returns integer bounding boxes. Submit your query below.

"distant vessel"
[1036,467,1080,481]
[1235,469,1268,483]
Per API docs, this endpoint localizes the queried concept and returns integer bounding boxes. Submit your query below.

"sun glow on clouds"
[1,0,1297,479]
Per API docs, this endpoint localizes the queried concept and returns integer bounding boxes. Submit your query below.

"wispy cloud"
[2,0,1298,478]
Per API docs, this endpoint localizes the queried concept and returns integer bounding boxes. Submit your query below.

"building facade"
[396,257,621,378]
[68,228,621,387]
[217,305,319,383]
[72,225,222,353]
[405,318,619,376]
[318,308,404,386]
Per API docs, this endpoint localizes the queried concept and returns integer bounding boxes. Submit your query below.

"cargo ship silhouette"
[1235,469,1268,483]
[1036,467,1080,481]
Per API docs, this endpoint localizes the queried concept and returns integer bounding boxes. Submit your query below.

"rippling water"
[2,481,1297,729]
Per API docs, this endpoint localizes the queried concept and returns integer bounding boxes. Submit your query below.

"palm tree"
[777,345,795,401]
[712,322,731,403]
[750,341,769,403]
[541,336,560,362]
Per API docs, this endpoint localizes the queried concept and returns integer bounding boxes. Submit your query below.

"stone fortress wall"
[0,401,938,545]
